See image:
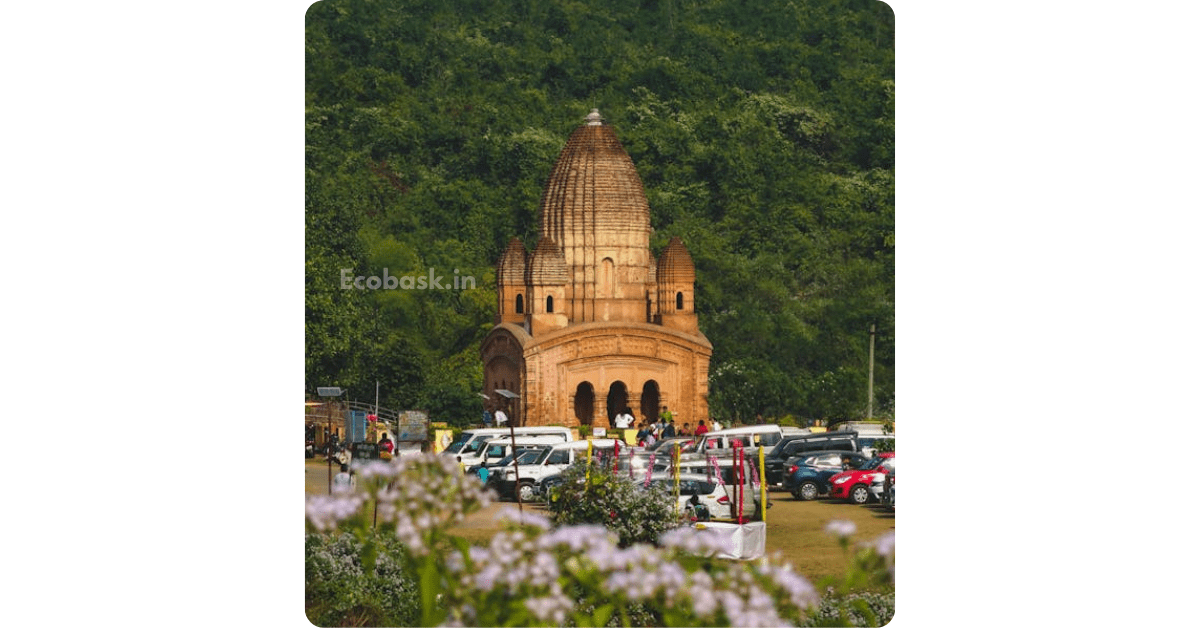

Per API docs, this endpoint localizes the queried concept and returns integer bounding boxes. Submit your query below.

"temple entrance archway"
[606,381,628,424]
[574,382,595,426]
[641,380,660,423]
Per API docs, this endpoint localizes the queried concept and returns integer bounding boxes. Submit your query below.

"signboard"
[347,410,368,442]
[351,441,379,462]
[434,429,455,453]
[395,410,429,442]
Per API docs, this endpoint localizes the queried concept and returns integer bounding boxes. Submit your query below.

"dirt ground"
[305,458,894,583]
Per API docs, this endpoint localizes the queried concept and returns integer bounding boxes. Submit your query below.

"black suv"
[763,432,860,485]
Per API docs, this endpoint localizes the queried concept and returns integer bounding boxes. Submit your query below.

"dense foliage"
[304,453,895,626]
[547,460,681,547]
[306,0,895,426]
[305,531,420,626]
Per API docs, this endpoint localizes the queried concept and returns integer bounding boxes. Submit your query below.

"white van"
[693,425,808,456]
[443,426,574,466]
[476,435,567,468]
[498,438,620,501]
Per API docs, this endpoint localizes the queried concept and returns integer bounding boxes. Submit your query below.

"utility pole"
[867,324,876,419]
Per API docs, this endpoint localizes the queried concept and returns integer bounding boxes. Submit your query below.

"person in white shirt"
[334,463,354,491]
[494,408,508,427]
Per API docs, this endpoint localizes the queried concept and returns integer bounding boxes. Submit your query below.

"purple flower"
[824,519,856,538]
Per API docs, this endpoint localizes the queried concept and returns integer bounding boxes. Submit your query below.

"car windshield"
[515,449,544,464]
[861,456,892,470]
[443,441,466,454]
[652,438,691,452]
[491,447,541,467]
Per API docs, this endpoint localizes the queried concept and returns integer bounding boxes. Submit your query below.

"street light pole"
[867,324,876,420]
[317,387,344,494]
[495,389,522,513]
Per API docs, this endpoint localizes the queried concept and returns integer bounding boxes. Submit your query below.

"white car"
[645,473,740,521]
[500,438,620,501]
[645,470,763,521]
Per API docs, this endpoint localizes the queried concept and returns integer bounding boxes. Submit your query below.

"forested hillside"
[305,0,894,426]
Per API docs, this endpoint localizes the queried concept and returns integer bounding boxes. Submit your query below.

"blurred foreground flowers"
[305,453,894,627]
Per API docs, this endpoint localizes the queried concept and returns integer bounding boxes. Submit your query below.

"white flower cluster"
[870,529,895,557]
[659,526,729,556]
[304,492,369,532]
[304,453,493,550]
[443,519,820,627]
[757,558,821,610]
[824,519,857,538]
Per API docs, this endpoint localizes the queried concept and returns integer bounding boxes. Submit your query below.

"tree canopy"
[305,0,894,427]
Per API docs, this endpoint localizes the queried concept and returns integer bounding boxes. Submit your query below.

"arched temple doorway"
[574,382,595,426]
[640,380,661,423]
[606,381,628,425]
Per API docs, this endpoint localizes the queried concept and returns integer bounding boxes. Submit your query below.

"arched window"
[676,291,684,310]
[515,293,524,314]
[546,295,554,313]
[600,258,615,298]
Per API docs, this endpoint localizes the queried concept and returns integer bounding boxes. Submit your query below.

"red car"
[826,453,895,504]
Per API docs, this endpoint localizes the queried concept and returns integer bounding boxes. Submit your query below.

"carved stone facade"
[481,109,711,429]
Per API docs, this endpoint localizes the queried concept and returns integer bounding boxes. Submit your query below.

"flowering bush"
[440,509,820,627]
[305,531,419,626]
[799,592,896,627]
[547,461,682,547]
[304,453,895,627]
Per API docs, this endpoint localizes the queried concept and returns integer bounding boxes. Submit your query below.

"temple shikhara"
[481,109,712,429]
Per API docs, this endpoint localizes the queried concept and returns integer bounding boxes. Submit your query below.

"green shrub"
[799,592,896,627]
[547,460,683,547]
[305,531,420,626]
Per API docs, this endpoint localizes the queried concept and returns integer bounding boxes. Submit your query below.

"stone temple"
[480,109,712,429]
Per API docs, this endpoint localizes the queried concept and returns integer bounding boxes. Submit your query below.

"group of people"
[631,411,718,447]
[481,406,509,428]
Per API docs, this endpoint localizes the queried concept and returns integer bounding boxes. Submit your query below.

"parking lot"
[304,458,893,582]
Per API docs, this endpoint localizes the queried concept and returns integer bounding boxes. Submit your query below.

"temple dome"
[526,237,568,285]
[656,236,696,283]
[496,237,526,285]
[538,110,652,250]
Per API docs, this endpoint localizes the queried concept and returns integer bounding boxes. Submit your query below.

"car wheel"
[798,481,819,501]
[518,481,536,502]
[850,484,870,505]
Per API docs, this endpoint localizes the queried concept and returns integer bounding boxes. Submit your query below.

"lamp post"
[494,389,522,512]
[318,387,344,494]
[867,324,876,420]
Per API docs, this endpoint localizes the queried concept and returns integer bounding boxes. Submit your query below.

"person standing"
[494,406,508,427]
[662,420,677,438]
[695,420,709,437]
[482,407,494,428]
[334,463,353,490]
